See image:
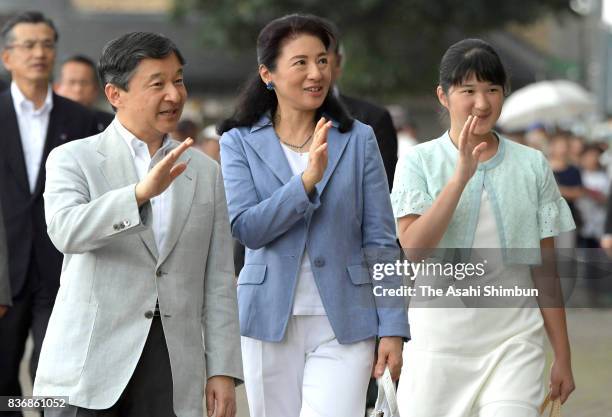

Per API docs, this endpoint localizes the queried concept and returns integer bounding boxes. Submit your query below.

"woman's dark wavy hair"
[218,14,354,134]
[439,38,510,96]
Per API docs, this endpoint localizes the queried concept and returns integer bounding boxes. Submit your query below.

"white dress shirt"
[11,82,53,192]
[113,118,174,253]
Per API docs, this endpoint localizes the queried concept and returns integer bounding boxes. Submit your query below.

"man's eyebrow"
[147,72,163,81]
[147,68,183,79]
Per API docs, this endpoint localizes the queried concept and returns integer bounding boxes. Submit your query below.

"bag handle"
[539,393,561,417]
[370,367,400,417]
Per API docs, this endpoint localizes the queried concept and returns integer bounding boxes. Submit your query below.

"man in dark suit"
[325,25,398,190]
[0,203,10,318]
[54,54,114,132]
[0,11,97,413]
[337,94,398,189]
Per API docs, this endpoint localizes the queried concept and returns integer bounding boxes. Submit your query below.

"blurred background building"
[1,0,610,139]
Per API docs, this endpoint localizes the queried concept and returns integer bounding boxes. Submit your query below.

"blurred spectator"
[576,144,608,246]
[598,140,612,180]
[172,119,222,162]
[55,55,99,107]
[388,105,418,160]
[601,191,612,255]
[200,124,220,162]
[323,18,398,190]
[503,131,527,145]
[0,11,98,412]
[171,118,199,142]
[575,144,609,303]
[568,135,585,166]
[549,134,583,248]
[54,54,113,132]
[0,202,9,318]
[524,122,549,153]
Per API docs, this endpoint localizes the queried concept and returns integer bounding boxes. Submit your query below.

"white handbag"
[370,367,400,417]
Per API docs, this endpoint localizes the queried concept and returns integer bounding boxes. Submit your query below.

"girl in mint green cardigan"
[392,39,575,417]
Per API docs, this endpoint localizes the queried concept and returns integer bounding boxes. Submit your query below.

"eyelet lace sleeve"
[390,151,434,218]
[538,197,575,238]
[537,154,576,238]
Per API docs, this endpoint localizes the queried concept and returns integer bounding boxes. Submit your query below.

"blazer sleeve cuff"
[205,368,245,387]
[290,174,321,216]
[107,184,148,236]
[377,312,411,341]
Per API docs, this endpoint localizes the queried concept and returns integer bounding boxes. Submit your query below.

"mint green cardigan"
[390,132,576,264]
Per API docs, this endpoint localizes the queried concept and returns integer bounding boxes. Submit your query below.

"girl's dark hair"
[218,14,353,134]
[439,38,510,96]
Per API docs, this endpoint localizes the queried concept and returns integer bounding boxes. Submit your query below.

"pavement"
[18,308,611,416]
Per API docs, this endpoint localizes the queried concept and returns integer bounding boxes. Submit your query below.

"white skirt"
[397,306,545,417]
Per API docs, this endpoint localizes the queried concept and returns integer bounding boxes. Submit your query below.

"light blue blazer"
[220,115,409,344]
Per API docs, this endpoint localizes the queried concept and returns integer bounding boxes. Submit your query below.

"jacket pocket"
[347,264,372,285]
[238,264,267,285]
[36,301,97,387]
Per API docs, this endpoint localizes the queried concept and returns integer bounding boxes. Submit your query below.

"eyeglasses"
[6,40,56,52]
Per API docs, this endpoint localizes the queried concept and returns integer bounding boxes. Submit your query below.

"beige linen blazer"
[33,124,242,417]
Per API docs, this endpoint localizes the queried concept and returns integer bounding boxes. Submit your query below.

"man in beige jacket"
[34,32,242,417]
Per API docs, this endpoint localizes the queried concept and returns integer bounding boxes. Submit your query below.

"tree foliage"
[176,0,571,97]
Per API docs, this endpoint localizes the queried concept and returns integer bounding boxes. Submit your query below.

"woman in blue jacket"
[218,14,408,417]
[392,38,575,417]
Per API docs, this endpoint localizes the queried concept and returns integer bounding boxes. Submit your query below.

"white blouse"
[280,144,326,315]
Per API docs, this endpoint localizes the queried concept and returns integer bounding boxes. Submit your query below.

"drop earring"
[266,81,275,91]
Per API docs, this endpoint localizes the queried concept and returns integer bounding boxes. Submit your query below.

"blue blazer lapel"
[244,125,293,185]
[315,127,350,196]
[243,115,350,194]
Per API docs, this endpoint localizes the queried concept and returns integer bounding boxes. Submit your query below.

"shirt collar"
[112,118,173,160]
[11,81,53,115]
[249,112,340,133]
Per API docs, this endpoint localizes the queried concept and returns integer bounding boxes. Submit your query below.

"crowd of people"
[0,7,603,417]
[507,127,609,249]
